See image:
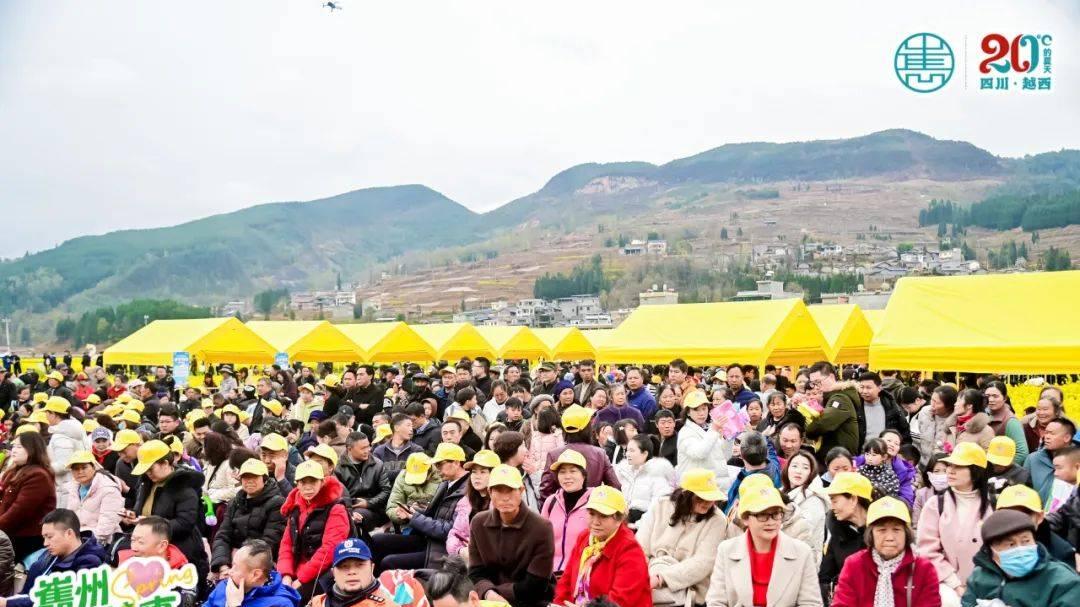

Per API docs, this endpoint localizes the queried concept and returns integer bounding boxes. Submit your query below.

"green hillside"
[0,184,479,314]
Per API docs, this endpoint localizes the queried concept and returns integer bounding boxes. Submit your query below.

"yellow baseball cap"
[120,410,141,425]
[260,433,289,453]
[295,459,325,481]
[44,396,71,414]
[116,392,132,404]
[986,436,1016,467]
[403,452,432,484]
[683,390,709,409]
[33,392,48,404]
[867,496,911,526]
[15,424,39,436]
[585,485,628,516]
[28,410,49,424]
[221,404,242,417]
[997,484,1043,513]
[549,448,588,472]
[132,440,171,475]
[82,419,100,433]
[680,468,724,502]
[200,398,214,410]
[262,399,284,416]
[112,429,144,451]
[239,458,269,477]
[447,410,471,428]
[738,473,775,497]
[47,370,64,382]
[738,483,785,516]
[185,409,207,425]
[306,443,340,468]
[84,394,102,406]
[942,442,988,469]
[103,404,124,418]
[299,383,316,394]
[561,404,595,433]
[826,472,874,501]
[322,374,341,388]
[431,442,466,464]
[162,435,185,455]
[464,449,501,471]
[374,424,392,443]
[488,465,524,489]
[67,450,97,468]
[127,399,145,413]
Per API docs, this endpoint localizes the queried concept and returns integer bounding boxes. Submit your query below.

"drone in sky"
[322,2,342,11]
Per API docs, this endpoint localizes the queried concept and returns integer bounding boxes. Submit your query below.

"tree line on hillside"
[918,192,1080,232]
[55,299,210,347]
[533,255,609,299]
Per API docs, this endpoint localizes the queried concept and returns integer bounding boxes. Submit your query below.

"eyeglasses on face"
[750,510,784,522]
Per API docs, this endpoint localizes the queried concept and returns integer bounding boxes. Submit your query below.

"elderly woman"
[832,497,941,607]
[1022,393,1062,452]
[553,485,651,607]
[67,450,125,546]
[706,475,822,607]
[916,442,994,606]
[637,468,727,607]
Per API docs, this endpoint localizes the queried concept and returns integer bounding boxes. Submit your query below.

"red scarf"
[92,445,111,465]
[956,412,974,434]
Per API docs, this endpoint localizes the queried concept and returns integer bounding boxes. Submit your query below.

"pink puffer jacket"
[68,471,125,545]
[541,487,593,573]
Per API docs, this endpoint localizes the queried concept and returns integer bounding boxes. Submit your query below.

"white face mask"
[928,472,949,491]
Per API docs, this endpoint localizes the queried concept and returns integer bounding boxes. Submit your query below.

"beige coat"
[946,412,995,451]
[706,531,823,607]
[636,497,727,606]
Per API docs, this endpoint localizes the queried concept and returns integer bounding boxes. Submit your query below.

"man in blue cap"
[308,539,396,607]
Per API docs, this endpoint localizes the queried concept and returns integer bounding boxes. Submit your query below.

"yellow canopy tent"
[104,317,277,366]
[862,309,885,334]
[337,322,436,363]
[246,321,364,363]
[411,323,496,361]
[870,271,1080,373]
[598,299,829,367]
[474,326,550,360]
[808,304,874,364]
[532,327,597,361]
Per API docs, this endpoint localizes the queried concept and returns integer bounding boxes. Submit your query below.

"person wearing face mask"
[961,509,1080,607]
[205,539,301,607]
[913,453,950,532]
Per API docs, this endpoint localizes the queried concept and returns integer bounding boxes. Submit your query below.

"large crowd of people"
[1,356,1079,607]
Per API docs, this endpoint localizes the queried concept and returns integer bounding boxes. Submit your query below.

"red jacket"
[553,523,652,607]
[118,544,189,569]
[277,476,349,584]
[0,465,57,538]
[832,547,941,607]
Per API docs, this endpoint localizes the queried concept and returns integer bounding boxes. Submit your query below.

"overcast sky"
[1,0,1078,258]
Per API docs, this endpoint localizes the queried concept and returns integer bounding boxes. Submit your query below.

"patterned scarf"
[871,549,904,607]
[574,533,613,603]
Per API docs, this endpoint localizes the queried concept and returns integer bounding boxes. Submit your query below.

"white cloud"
[0,0,1077,258]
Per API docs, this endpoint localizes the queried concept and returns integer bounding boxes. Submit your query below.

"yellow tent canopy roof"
[862,309,885,334]
[870,271,1080,373]
[246,321,364,363]
[599,299,829,366]
[337,322,436,363]
[104,317,277,366]
[411,323,496,361]
[474,326,549,360]
[808,304,874,364]
[532,327,597,361]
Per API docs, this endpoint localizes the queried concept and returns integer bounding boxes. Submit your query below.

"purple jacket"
[595,404,646,429]
[855,454,916,507]
[539,444,621,502]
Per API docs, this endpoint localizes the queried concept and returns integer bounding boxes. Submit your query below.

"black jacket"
[350,383,384,427]
[409,474,469,568]
[1047,489,1080,550]
[819,512,865,589]
[133,466,207,572]
[114,458,139,510]
[211,478,287,570]
[413,419,443,455]
[854,388,911,448]
[334,456,391,512]
[657,433,678,468]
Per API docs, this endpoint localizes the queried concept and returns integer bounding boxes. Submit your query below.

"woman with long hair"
[916,442,994,605]
[916,386,957,468]
[447,449,496,560]
[615,434,675,524]
[636,469,727,606]
[202,431,241,507]
[782,450,828,566]
[0,432,57,560]
[983,381,1029,466]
